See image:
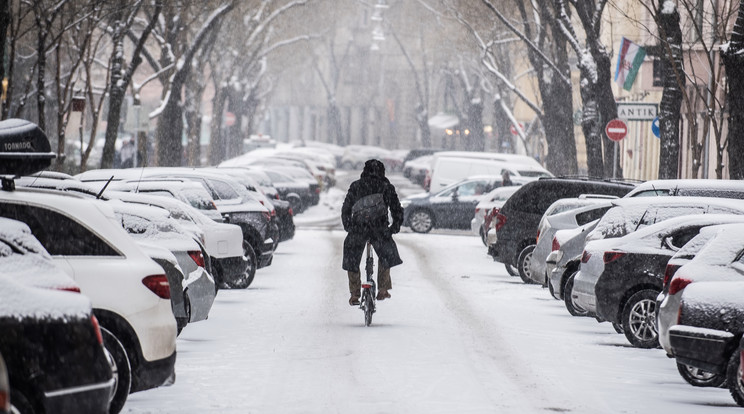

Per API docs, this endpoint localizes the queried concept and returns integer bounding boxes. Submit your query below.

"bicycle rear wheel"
[362,290,374,326]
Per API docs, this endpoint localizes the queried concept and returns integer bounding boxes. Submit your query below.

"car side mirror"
[452,189,459,201]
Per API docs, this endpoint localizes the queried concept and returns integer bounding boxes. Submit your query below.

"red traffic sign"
[605,118,628,142]
[510,122,524,136]
[224,112,236,127]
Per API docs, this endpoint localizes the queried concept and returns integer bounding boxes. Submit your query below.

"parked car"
[426,151,551,193]
[526,199,613,285]
[547,219,600,304]
[0,352,8,414]
[110,201,217,329]
[488,177,636,276]
[471,185,522,245]
[659,223,744,388]
[0,217,114,414]
[625,178,744,199]
[107,190,250,288]
[402,176,512,233]
[576,213,744,348]
[76,170,225,223]
[339,145,394,170]
[0,188,177,413]
[669,281,744,397]
[403,155,434,187]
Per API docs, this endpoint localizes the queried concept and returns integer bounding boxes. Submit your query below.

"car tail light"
[494,212,507,231]
[188,250,206,268]
[91,315,103,345]
[536,230,541,242]
[275,194,280,200]
[581,250,591,263]
[0,383,7,413]
[603,251,626,264]
[662,264,682,287]
[552,237,560,252]
[262,211,271,221]
[142,274,171,299]
[271,209,276,217]
[315,186,321,194]
[57,286,81,293]
[669,277,693,296]
[424,172,431,191]
[288,207,294,216]
[475,207,481,214]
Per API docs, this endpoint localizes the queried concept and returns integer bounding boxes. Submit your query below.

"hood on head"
[362,159,385,178]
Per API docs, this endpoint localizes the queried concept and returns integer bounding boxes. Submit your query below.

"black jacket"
[341,160,403,271]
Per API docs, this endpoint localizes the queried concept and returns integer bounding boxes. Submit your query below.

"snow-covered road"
[123,175,740,414]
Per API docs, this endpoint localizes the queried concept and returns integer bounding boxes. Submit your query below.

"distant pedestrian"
[120,138,135,168]
[502,170,513,187]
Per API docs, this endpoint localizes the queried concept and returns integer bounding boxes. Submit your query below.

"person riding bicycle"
[342,159,403,306]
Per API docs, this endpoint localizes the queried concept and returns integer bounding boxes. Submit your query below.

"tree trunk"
[465,99,484,151]
[657,4,684,179]
[594,51,622,178]
[208,85,228,165]
[156,97,184,166]
[416,104,431,148]
[723,3,744,179]
[578,66,605,177]
[493,93,513,153]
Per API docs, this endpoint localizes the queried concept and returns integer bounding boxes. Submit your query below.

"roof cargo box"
[0,119,55,176]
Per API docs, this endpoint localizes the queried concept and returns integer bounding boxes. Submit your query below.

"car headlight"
[401,199,412,209]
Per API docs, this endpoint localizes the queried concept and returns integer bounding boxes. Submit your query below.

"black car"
[669,281,744,395]
[256,168,314,214]
[0,219,113,414]
[402,176,504,233]
[488,177,636,272]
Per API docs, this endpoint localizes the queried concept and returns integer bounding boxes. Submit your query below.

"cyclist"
[342,159,403,306]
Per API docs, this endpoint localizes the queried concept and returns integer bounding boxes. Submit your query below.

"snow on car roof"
[626,179,744,197]
[0,274,91,320]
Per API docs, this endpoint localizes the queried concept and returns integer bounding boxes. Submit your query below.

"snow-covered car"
[547,219,600,303]
[110,201,216,329]
[0,217,114,414]
[339,145,394,170]
[571,197,744,326]
[0,187,177,413]
[659,223,744,367]
[106,190,250,289]
[527,200,613,284]
[403,154,434,186]
[625,178,744,199]
[472,185,522,245]
[668,281,744,394]
[76,169,225,223]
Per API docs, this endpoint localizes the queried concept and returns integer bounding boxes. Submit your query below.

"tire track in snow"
[395,235,576,413]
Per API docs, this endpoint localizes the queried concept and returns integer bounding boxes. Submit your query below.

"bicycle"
[360,241,376,326]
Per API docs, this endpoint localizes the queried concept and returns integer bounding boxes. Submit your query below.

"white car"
[0,187,177,413]
[109,200,217,327]
[106,190,247,289]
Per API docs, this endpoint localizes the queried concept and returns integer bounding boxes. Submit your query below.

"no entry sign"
[605,118,628,142]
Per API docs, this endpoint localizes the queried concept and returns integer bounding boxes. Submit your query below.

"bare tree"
[723,1,744,179]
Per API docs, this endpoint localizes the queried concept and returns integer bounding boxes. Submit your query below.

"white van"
[427,152,552,193]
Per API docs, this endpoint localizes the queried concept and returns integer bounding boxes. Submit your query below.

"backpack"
[351,193,387,223]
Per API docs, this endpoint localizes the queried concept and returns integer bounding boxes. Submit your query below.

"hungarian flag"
[614,37,646,91]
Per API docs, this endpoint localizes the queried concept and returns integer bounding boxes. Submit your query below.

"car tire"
[230,241,257,289]
[612,322,624,334]
[517,244,537,284]
[409,210,434,233]
[10,389,35,414]
[621,289,660,349]
[728,350,744,406]
[563,272,589,317]
[677,362,726,388]
[101,327,131,414]
[505,263,518,277]
[479,227,487,246]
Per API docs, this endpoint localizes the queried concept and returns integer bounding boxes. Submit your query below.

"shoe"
[349,296,360,306]
[376,290,391,301]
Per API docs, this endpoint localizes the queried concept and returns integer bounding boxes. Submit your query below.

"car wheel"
[10,389,35,414]
[677,362,725,388]
[517,244,537,284]
[101,327,131,414]
[409,210,433,233]
[612,322,624,334]
[621,289,660,348]
[230,241,257,289]
[728,350,744,406]
[548,277,555,297]
[479,227,487,246]
[504,263,518,277]
[563,272,589,317]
